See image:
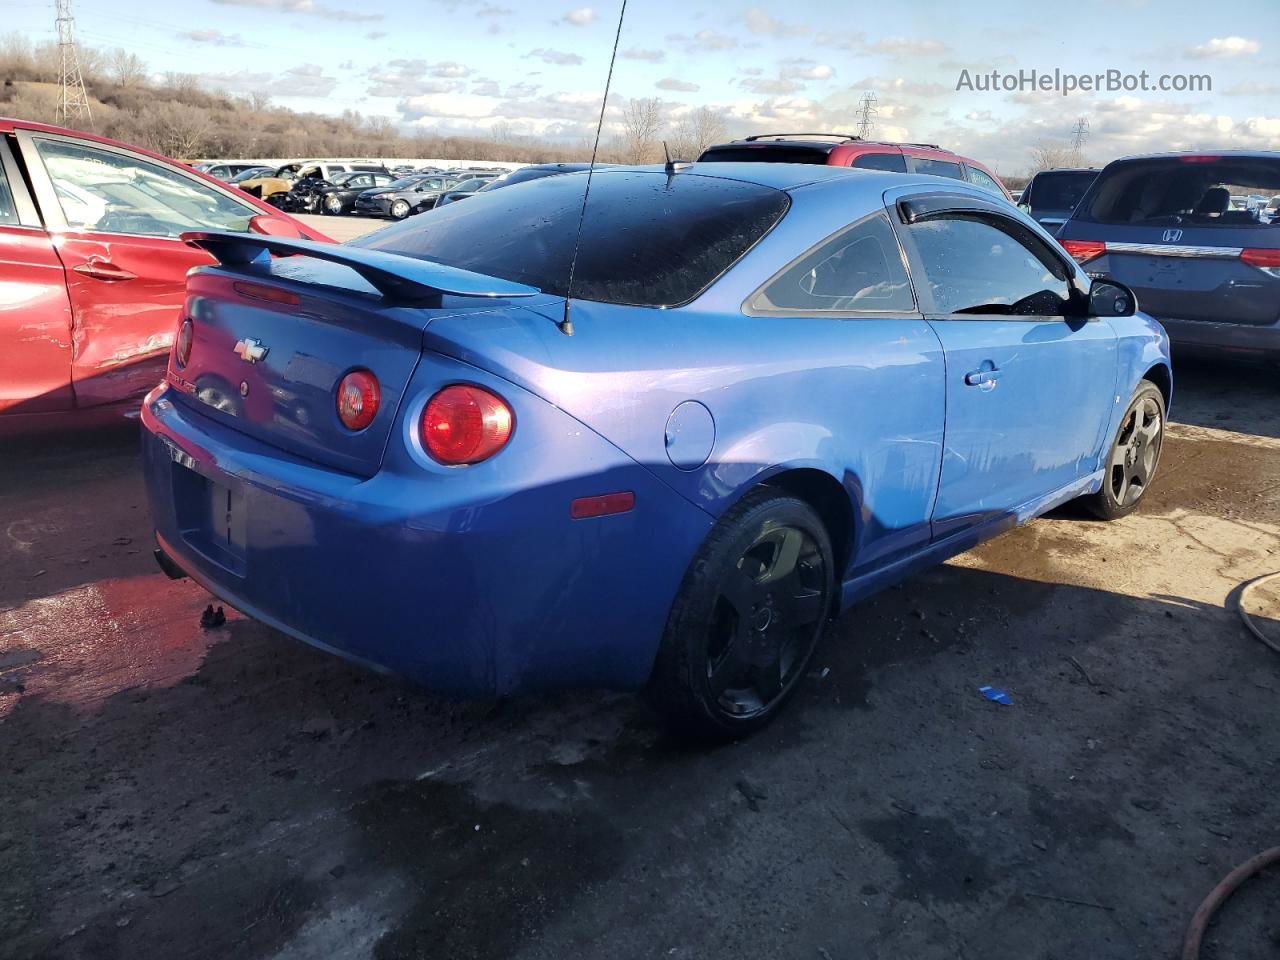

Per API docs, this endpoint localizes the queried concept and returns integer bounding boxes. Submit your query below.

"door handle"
[72,258,137,282]
[964,367,1001,386]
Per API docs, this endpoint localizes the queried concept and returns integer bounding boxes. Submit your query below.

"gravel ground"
[1,357,1277,960]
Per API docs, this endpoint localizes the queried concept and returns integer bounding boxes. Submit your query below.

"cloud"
[209,0,382,22]
[365,30,386,39]
[621,47,665,63]
[201,69,275,95]
[870,36,949,56]
[742,6,809,36]
[527,48,584,65]
[852,74,950,97]
[367,60,469,97]
[472,79,501,96]
[739,76,805,95]
[478,2,512,13]
[281,64,337,96]
[177,29,245,46]
[561,6,596,25]
[781,58,834,80]
[666,29,738,52]
[1187,36,1260,58]
[1224,80,1280,96]
[657,77,700,92]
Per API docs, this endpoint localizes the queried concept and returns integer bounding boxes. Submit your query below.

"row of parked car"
[3,119,1277,436]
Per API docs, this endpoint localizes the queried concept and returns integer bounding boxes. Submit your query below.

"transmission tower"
[855,91,878,139]
[55,0,93,127]
[1070,116,1090,152]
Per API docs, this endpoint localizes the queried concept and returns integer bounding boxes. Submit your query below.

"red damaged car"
[0,118,330,433]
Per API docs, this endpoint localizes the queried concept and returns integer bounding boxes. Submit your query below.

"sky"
[7,0,1279,173]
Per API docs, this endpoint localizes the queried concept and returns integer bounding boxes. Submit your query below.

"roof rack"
[897,141,946,151]
[742,133,863,143]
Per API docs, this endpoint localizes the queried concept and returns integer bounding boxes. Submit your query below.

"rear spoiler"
[182,231,541,303]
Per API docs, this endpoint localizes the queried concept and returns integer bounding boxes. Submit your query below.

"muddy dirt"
[1,358,1277,960]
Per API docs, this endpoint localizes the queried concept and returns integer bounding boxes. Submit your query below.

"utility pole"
[1070,116,1089,157]
[55,0,93,127]
[855,91,878,139]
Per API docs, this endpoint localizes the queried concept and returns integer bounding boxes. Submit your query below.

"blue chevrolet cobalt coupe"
[142,164,1171,737]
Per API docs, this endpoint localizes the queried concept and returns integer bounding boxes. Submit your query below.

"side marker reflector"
[570,492,636,519]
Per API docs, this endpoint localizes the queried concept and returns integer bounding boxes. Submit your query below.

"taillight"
[336,370,380,431]
[421,385,513,465]
[175,318,193,368]
[1062,240,1105,263]
[1241,248,1280,275]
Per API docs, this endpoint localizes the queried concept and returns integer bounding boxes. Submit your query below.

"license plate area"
[172,460,247,576]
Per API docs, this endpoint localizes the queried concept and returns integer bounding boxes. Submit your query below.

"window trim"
[742,209,921,318]
[0,134,42,228]
[891,192,1086,319]
[14,128,263,239]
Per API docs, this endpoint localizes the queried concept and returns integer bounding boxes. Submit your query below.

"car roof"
[1103,150,1280,163]
[1033,167,1100,174]
[625,161,868,191]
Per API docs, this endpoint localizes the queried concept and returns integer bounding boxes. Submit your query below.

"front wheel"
[645,489,834,739]
[389,200,410,220]
[323,195,343,215]
[1082,379,1166,520]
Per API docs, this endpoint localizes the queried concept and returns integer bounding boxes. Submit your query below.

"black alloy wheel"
[647,489,834,738]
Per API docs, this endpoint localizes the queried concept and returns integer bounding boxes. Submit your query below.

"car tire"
[1081,379,1165,520]
[390,200,410,220]
[645,488,834,740]
[323,195,343,216]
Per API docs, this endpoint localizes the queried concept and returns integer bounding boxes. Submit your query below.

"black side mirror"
[1087,278,1137,317]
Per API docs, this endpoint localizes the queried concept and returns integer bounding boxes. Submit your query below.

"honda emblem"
[1161,229,1183,243]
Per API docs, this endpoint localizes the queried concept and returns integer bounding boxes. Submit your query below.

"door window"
[749,212,915,314]
[852,152,908,173]
[964,166,1006,197]
[906,215,1072,315]
[34,138,259,238]
[908,157,965,180]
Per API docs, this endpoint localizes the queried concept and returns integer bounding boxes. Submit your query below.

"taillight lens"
[422,385,513,465]
[1241,248,1280,274]
[175,318,193,368]
[336,370,380,431]
[1062,240,1105,263]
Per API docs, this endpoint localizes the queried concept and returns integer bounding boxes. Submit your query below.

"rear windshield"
[1079,156,1280,227]
[356,170,790,307]
[1027,170,1096,210]
[698,145,831,165]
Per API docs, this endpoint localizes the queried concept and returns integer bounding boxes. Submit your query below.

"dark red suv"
[698,133,1013,201]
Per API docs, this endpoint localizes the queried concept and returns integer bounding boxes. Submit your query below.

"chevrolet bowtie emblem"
[233,338,269,363]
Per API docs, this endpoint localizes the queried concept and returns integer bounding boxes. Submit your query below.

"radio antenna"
[560,0,627,336]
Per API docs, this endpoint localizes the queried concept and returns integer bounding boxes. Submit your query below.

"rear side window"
[905,215,1072,315]
[964,166,1006,197]
[908,157,965,180]
[1026,171,1096,210]
[1081,156,1280,227]
[852,152,908,173]
[358,170,790,308]
[0,158,16,225]
[749,212,914,314]
[698,145,832,165]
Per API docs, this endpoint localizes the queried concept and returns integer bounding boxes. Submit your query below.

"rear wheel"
[645,489,834,739]
[390,200,410,220]
[1082,380,1165,520]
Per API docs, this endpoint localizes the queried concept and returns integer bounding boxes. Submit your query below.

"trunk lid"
[168,232,543,476]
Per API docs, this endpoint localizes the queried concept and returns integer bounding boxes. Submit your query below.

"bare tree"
[142,102,211,159]
[108,48,147,89]
[668,106,726,161]
[620,96,663,164]
[1028,143,1078,175]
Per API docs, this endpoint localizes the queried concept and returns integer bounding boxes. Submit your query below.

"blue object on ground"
[980,685,1013,705]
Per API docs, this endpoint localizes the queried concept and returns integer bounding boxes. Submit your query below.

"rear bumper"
[1157,317,1280,359]
[140,377,711,697]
